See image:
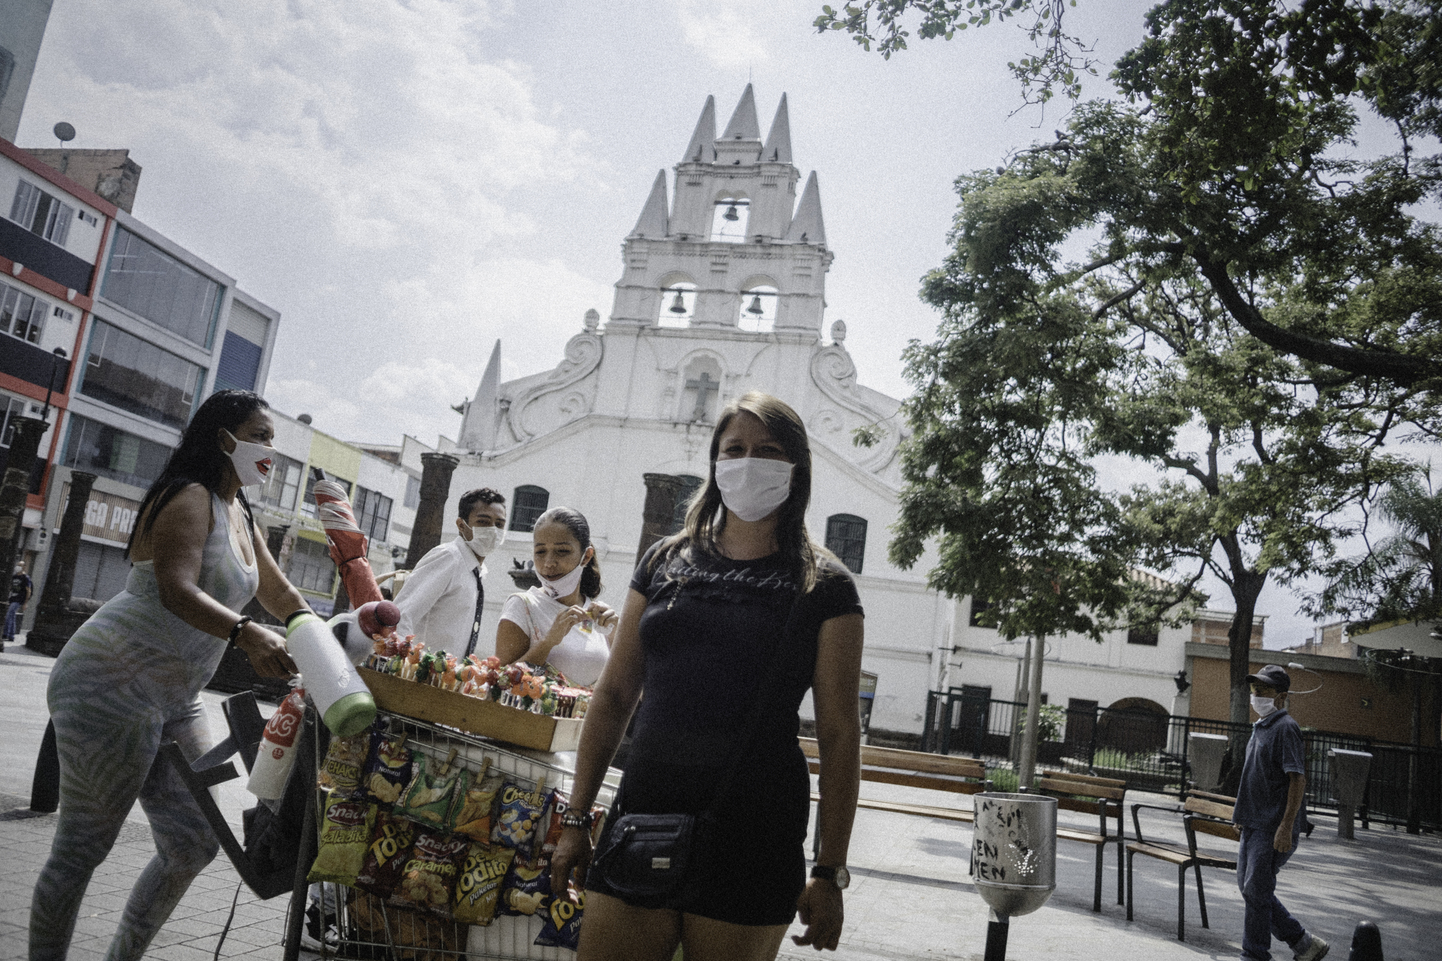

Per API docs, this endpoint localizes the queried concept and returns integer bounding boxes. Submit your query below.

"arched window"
[659,281,696,328]
[669,475,705,534]
[710,197,750,242]
[825,513,867,574]
[738,284,777,333]
[509,484,550,533]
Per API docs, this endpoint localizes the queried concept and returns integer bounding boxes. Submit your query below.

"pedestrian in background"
[3,558,33,651]
[1234,664,1329,961]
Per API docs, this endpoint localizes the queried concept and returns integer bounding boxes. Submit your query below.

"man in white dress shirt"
[395,488,507,658]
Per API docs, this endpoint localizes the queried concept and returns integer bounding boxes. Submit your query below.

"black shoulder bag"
[588,575,801,910]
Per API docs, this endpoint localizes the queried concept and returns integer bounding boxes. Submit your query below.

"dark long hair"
[127,390,270,554]
[669,390,825,592]
[534,506,602,599]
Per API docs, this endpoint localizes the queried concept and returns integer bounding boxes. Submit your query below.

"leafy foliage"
[1311,467,1442,625]
[814,0,1094,103]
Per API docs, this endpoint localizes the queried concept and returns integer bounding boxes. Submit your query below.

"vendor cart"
[286,706,618,960]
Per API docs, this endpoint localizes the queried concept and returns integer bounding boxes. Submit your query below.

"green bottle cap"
[324,691,377,738]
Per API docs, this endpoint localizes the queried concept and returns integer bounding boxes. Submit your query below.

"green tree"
[820,0,1442,389]
[1312,467,1442,625]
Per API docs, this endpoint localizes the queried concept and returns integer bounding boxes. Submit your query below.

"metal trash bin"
[1188,732,1230,792]
[1328,748,1373,840]
[972,792,1057,961]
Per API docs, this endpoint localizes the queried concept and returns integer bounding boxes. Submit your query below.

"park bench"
[1036,770,1128,912]
[1125,791,1239,941]
[798,737,990,829]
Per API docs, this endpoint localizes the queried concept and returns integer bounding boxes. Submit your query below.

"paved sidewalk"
[4,638,1437,960]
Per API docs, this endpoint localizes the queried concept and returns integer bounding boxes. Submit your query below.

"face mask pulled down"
[538,562,586,600]
[223,430,273,488]
[713,457,794,523]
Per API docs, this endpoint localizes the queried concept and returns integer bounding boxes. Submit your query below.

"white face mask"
[223,430,273,488]
[713,457,794,523]
[538,561,586,600]
[1251,694,1279,718]
[464,523,504,558]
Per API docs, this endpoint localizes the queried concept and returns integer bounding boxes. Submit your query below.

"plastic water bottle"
[286,612,377,737]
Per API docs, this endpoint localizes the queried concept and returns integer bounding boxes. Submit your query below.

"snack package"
[490,778,547,851]
[534,887,585,950]
[453,765,503,842]
[355,811,418,900]
[361,728,414,807]
[499,857,552,916]
[393,827,471,915]
[307,796,375,886]
[317,730,370,796]
[395,753,469,831]
[451,842,517,926]
[533,789,568,863]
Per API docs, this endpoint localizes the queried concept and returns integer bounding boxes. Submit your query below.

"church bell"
[746,294,765,315]
[668,290,688,314]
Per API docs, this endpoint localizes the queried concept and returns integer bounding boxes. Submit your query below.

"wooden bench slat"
[1184,798,1235,822]
[1038,777,1126,802]
[1042,769,1127,789]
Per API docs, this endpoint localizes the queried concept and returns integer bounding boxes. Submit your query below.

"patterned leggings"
[30,696,220,961]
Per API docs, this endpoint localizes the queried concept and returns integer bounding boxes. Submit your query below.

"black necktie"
[465,567,485,659]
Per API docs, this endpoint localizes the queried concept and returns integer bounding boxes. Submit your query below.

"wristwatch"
[810,865,850,890]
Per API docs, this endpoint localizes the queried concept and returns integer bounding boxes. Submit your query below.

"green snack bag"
[307,796,375,885]
[395,753,469,831]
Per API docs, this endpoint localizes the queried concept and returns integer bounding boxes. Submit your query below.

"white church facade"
[434,87,1195,737]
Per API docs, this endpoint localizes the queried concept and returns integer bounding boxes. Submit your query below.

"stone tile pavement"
[4,638,1438,960]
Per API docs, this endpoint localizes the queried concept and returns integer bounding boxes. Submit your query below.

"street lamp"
[41,348,67,419]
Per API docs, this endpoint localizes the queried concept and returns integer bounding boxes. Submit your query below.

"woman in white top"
[496,506,617,687]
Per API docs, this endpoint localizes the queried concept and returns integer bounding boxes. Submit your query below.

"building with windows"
[1,135,282,628]
[425,87,1230,738]
[245,411,423,618]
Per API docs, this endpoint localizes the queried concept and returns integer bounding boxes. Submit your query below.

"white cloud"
[676,0,773,70]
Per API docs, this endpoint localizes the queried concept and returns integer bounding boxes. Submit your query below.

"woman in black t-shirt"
[551,390,864,961]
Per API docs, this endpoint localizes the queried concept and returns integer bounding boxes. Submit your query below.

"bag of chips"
[395,752,469,831]
[362,728,414,807]
[393,827,471,915]
[451,842,516,926]
[451,761,502,841]
[355,811,417,900]
[317,730,370,796]
[490,778,547,851]
[534,887,585,950]
[307,795,375,886]
[499,857,552,917]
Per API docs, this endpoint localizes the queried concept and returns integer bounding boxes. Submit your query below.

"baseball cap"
[1246,664,1291,692]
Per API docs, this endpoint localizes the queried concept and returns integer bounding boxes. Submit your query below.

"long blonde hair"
[663,390,826,592]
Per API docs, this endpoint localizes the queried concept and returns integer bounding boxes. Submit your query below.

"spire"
[458,339,502,451]
[761,93,792,163]
[681,95,716,163]
[630,170,669,238]
[721,84,761,141]
[785,171,826,247]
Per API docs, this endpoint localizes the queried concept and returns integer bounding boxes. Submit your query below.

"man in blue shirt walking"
[1233,664,1328,961]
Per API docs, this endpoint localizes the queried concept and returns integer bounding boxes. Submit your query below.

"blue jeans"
[3,601,20,640]
[1236,826,1307,960]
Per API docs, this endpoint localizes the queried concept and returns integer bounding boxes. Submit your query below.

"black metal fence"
[920,689,1441,831]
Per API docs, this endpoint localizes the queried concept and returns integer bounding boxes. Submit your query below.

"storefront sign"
[61,482,141,546]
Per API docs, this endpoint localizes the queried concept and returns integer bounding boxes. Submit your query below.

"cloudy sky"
[17,0,1391,647]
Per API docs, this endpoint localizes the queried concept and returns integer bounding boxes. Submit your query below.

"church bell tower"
[607,85,832,335]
